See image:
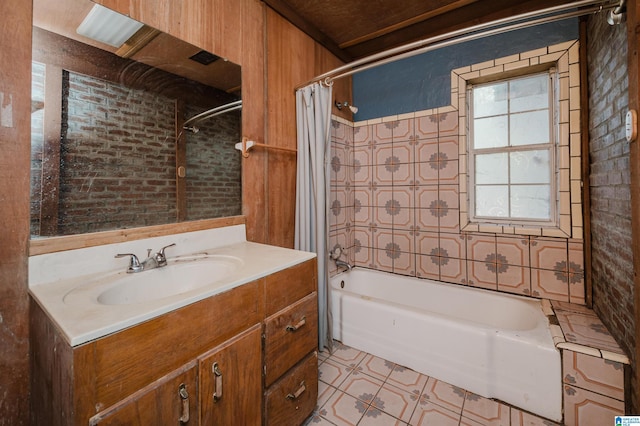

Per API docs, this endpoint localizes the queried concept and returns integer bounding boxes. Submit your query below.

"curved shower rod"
[297,0,618,89]
[182,99,242,132]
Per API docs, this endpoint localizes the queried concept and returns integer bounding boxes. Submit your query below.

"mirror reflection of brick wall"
[30,67,242,235]
[59,71,177,234]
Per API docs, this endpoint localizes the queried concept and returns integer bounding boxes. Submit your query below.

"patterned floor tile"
[421,378,466,414]
[318,380,338,408]
[322,390,366,426]
[386,365,429,395]
[372,382,421,423]
[338,373,384,404]
[461,392,510,425]
[359,353,396,381]
[510,408,561,426]
[409,400,461,426]
[304,408,339,425]
[319,358,354,389]
[330,341,368,367]
[359,406,408,425]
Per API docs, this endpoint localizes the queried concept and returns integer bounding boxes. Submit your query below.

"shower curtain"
[294,82,333,351]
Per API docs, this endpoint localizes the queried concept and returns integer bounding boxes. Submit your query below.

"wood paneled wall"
[0,0,33,424]
[96,0,351,248]
[0,0,348,421]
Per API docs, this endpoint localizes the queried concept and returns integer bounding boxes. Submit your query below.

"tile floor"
[305,341,561,426]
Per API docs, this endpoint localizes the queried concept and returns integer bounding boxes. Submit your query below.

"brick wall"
[58,71,177,234]
[30,62,45,235]
[185,105,242,220]
[587,12,636,408]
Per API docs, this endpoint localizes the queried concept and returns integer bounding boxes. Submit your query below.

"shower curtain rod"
[182,99,242,128]
[297,0,616,89]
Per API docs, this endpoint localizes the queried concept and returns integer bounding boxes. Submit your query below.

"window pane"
[510,74,549,113]
[474,116,508,149]
[510,185,550,219]
[510,150,550,184]
[510,110,549,146]
[474,83,507,117]
[476,185,508,217]
[476,153,508,184]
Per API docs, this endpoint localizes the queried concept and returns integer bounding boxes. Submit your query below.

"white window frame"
[467,68,559,227]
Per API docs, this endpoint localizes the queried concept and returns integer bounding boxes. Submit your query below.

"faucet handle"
[155,243,176,267]
[115,253,143,273]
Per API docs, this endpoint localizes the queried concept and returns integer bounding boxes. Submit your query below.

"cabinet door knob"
[178,383,190,424]
[212,362,223,402]
[286,381,306,401]
[285,317,306,332]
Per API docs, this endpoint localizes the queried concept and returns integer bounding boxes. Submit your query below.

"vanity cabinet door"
[88,361,197,426]
[199,324,262,426]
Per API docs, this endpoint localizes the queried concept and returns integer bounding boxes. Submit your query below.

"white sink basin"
[64,255,243,306]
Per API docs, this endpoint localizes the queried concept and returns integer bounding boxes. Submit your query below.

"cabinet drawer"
[264,292,318,386]
[265,259,317,316]
[264,352,318,426]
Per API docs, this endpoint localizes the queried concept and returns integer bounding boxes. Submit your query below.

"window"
[468,70,556,226]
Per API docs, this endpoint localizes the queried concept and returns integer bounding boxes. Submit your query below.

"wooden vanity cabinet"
[30,257,319,426]
[88,361,198,425]
[199,325,262,425]
[263,259,319,425]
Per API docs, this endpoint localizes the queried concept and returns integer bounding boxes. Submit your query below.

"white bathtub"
[330,268,562,422]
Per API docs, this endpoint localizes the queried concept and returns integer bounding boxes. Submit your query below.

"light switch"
[626,109,637,142]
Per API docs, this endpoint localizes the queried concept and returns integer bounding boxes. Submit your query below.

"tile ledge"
[546,299,631,365]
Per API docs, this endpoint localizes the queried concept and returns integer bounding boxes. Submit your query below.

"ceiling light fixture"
[76,4,144,48]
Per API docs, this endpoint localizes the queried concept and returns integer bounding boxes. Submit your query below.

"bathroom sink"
[64,255,243,306]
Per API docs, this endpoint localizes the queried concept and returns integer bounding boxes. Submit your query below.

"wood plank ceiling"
[263,0,582,62]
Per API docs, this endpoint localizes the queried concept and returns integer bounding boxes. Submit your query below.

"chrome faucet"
[115,243,176,273]
[335,259,353,271]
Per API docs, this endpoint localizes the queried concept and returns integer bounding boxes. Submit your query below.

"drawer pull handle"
[212,362,223,402]
[286,381,306,401]
[286,317,306,332]
[178,383,190,423]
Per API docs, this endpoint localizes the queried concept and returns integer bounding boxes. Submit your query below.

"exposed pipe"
[298,0,617,89]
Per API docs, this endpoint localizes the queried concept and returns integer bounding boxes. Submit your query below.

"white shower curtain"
[295,82,333,351]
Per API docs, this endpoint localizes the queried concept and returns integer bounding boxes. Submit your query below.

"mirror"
[30,0,242,238]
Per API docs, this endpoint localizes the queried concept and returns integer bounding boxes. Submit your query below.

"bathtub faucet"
[335,259,353,271]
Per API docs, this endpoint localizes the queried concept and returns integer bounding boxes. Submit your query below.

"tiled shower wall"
[329,43,586,305]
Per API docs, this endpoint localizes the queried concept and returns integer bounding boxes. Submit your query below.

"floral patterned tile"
[530,268,569,302]
[354,124,372,146]
[555,311,625,355]
[510,408,561,426]
[339,374,384,404]
[496,236,530,267]
[563,384,624,426]
[409,399,461,426]
[530,237,568,270]
[439,257,467,285]
[330,341,368,367]
[421,378,466,414]
[360,354,396,382]
[386,365,429,396]
[360,406,408,426]
[550,300,593,315]
[415,116,439,140]
[416,253,440,281]
[319,358,354,389]
[318,380,338,409]
[461,392,510,425]
[467,260,497,291]
[304,408,339,425]
[392,118,414,142]
[562,350,624,401]
[372,382,422,423]
[497,265,531,296]
[321,389,366,425]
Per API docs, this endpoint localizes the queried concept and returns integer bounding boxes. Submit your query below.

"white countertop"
[29,228,315,347]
